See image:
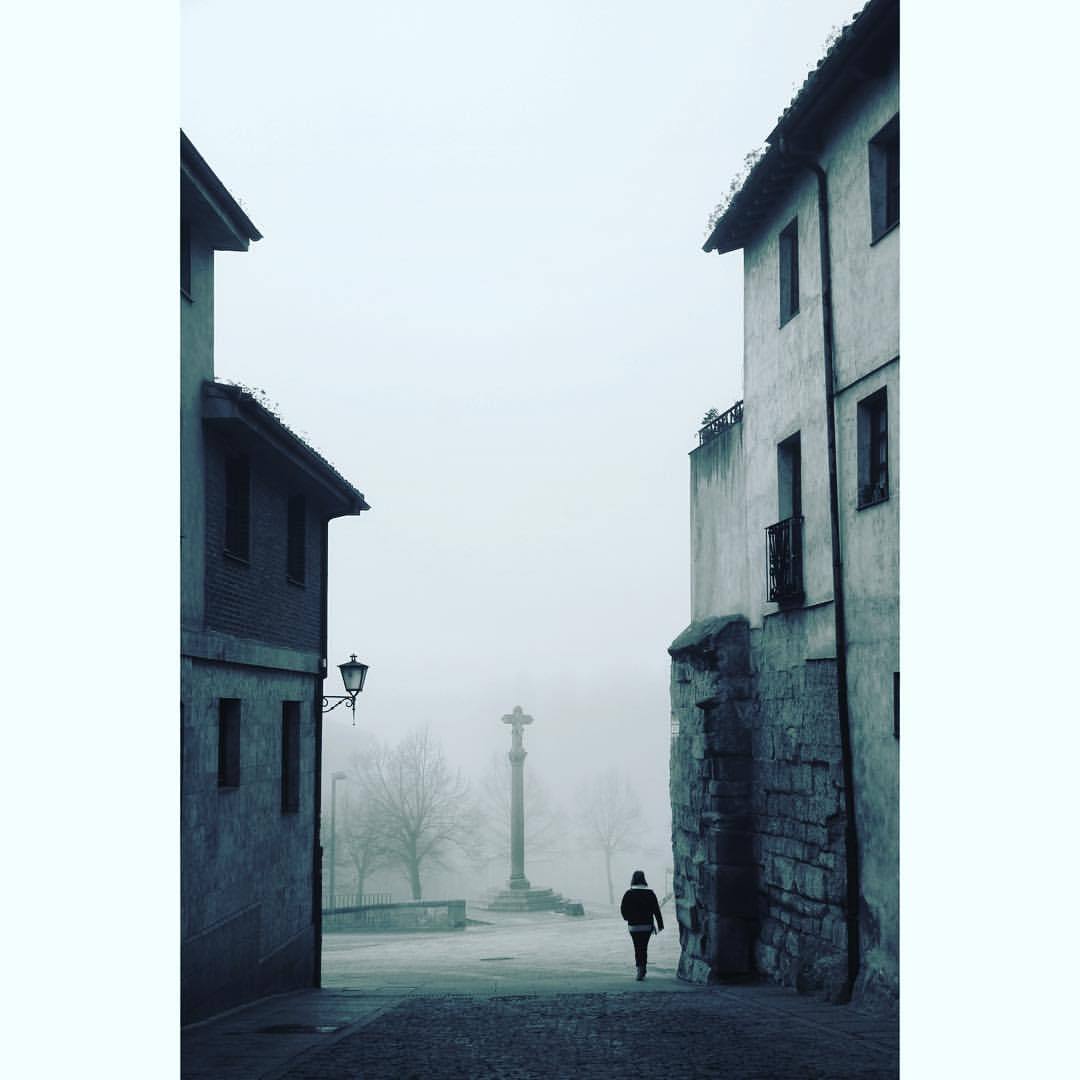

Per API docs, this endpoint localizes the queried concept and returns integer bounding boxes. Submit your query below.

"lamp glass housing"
[339,655,369,694]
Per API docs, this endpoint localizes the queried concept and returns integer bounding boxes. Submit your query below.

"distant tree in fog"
[475,751,566,864]
[353,726,474,900]
[338,769,391,901]
[577,769,644,905]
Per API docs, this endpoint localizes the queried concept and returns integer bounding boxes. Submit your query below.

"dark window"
[869,114,899,241]
[287,495,306,584]
[777,432,802,520]
[218,698,241,788]
[893,671,900,739]
[857,388,889,507]
[778,218,799,326]
[768,433,804,603]
[224,455,250,560]
[281,702,301,813]
[181,221,192,297]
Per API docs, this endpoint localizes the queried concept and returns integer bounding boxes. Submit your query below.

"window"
[778,217,799,326]
[218,698,241,788]
[768,433,804,603]
[281,702,301,813]
[893,671,900,740]
[777,432,802,521]
[869,114,899,241]
[857,388,889,507]
[224,455,250,560]
[287,494,306,584]
[180,221,192,297]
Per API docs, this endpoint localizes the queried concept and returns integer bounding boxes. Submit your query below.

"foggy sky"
[181,0,864,839]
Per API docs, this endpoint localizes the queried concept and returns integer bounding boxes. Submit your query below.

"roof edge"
[181,130,262,246]
[703,0,898,255]
[203,381,369,515]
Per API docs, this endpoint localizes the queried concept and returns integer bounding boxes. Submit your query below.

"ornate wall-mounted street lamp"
[322,654,369,724]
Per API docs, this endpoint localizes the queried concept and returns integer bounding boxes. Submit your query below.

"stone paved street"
[275,989,897,1079]
[182,909,898,1079]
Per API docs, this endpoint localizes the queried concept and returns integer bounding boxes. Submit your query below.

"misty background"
[181,0,866,906]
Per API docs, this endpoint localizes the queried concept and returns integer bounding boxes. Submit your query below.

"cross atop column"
[501,705,534,889]
[501,705,534,756]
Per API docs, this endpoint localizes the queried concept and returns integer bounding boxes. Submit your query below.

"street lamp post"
[329,770,347,914]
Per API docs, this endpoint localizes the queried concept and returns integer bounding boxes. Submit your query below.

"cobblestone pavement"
[275,988,897,1080]
[182,909,897,1079]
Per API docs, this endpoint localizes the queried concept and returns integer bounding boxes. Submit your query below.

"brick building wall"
[203,433,323,652]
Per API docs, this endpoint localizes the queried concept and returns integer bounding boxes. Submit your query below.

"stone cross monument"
[501,705,534,890]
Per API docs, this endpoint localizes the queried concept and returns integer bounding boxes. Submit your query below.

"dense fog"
[182,0,862,909]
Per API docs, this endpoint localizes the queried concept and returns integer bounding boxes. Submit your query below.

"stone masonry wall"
[669,617,756,983]
[670,610,849,999]
[749,613,848,998]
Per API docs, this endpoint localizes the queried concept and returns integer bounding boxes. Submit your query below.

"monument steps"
[486,707,584,916]
[483,886,585,916]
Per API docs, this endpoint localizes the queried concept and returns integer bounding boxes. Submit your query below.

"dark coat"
[620,886,663,931]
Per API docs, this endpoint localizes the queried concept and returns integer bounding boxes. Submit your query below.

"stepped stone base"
[483,886,582,915]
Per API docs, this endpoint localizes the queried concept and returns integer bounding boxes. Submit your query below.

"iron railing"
[698,400,744,446]
[325,892,392,913]
[766,516,804,603]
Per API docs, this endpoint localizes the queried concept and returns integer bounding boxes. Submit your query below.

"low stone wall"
[669,612,849,1000]
[322,900,467,933]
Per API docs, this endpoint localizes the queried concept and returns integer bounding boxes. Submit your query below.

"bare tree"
[339,763,391,902]
[578,768,644,905]
[355,726,474,900]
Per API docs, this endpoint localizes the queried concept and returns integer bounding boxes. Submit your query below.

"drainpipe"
[777,137,861,1001]
[312,516,330,988]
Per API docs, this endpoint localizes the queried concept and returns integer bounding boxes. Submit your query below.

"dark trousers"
[630,930,652,969]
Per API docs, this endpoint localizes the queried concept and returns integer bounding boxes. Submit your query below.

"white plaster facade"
[674,0,898,1006]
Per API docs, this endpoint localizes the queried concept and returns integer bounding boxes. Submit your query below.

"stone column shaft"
[501,705,534,891]
[509,746,528,888]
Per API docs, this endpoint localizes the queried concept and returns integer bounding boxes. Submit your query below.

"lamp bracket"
[322,694,358,724]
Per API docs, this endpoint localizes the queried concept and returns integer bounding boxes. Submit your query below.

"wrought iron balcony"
[698,400,744,446]
[766,515,804,603]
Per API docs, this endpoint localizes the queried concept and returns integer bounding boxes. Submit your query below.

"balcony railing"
[698,400,744,446]
[766,515,804,603]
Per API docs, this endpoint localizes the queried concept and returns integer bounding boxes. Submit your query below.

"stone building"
[669,0,898,1007]
[181,132,370,1022]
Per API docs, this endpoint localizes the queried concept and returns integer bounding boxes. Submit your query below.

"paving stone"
[182,910,896,1080]
[274,991,897,1079]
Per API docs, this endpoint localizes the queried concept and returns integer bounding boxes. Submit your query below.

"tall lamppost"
[323,655,368,916]
[329,770,347,913]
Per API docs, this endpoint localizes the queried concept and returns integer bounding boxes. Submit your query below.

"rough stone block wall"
[749,615,847,998]
[669,611,849,999]
[669,617,756,983]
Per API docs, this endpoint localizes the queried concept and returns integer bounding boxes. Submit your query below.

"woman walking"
[619,870,664,980]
